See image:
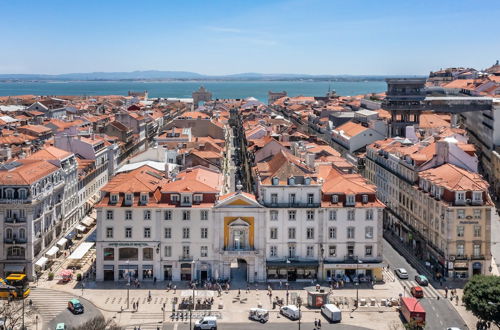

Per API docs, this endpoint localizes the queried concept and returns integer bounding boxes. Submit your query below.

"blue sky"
[1,0,499,75]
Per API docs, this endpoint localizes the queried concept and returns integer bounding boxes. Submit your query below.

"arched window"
[6,228,13,239]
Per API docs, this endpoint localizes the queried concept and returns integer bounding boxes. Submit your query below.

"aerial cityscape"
[0,1,499,330]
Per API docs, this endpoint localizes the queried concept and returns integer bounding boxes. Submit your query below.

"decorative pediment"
[215,192,263,208]
[228,218,250,227]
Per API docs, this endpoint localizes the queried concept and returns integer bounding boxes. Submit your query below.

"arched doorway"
[230,258,247,284]
[472,262,482,276]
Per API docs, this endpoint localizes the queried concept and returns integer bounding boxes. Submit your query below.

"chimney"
[306,153,316,169]
[436,140,449,165]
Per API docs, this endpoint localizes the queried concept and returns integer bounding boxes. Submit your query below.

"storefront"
[103,265,114,281]
[180,263,192,281]
[142,265,154,280]
[472,262,482,276]
[163,265,173,281]
[118,264,138,281]
[452,261,469,279]
[266,261,319,282]
[323,262,384,282]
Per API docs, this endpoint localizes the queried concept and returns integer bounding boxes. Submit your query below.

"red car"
[410,286,424,298]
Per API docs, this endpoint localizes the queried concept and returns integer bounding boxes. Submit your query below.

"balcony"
[178,255,193,262]
[264,202,320,208]
[4,238,27,244]
[5,217,27,224]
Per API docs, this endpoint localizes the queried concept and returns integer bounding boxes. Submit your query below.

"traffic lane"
[164,322,371,329]
[383,240,469,330]
[47,297,103,329]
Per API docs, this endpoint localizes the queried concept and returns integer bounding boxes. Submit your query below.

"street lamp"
[355,260,363,309]
[126,260,131,309]
[320,245,325,282]
[190,259,196,330]
[296,296,302,330]
[285,282,289,305]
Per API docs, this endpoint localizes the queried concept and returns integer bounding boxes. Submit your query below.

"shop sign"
[328,263,384,269]
[459,220,479,224]
[453,262,468,269]
[448,262,454,270]
[109,242,149,247]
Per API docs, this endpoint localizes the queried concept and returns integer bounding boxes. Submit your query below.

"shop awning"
[56,238,68,248]
[65,232,76,240]
[46,246,60,258]
[76,225,86,232]
[81,216,94,227]
[68,242,94,260]
[266,260,319,268]
[35,257,48,269]
[4,264,25,272]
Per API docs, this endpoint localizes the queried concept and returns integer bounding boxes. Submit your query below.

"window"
[473,244,481,257]
[194,195,202,203]
[472,191,482,202]
[347,244,355,257]
[329,210,337,221]
[140,193,148,204]
[164,246,172,257]
[270,210,278,221]
[164,210,172,220]
[347,210,355,221]
[270,228,278,239]
[144,210,151,220]
[306,210,314,220]
[288,227,296,239]
[365,245,373,257]
[306,246,314,257]
[182,228,190,239]
[306,227,314,239]
[125,210,132,220]
[288,210,296,220]
[106,227,113,238]
[200,210,208,221]
[288,245,296,258]
[331,195,338,203]
[143,247,153,261]
[457,243,465,256]
[182,195,191,204]
[103,248,114,261]
[362,194,368,203]
[347,227,355,239]
[307,194,314,204]
[271,193,278,204]
[328,245,336,257]
[106,210,113,220]
[289,193,296,204]
[457,210,465,219]
[182,211,191,220]
[164,227,172,239]
[125,227,132,238]
[365,226,374,239]
[474,225,481,237]
[201,228,208,239]
[457,226,464,237]
[119,247,138,260]
[171,194,179,203]
[144,227,151,238]
[474,209,481,219]
[110,194,118,203]
[328,227,336,239]
[270,246,277,257]
[182,246,190,258]
[201,246,208,257]
[346,194,355,205]
[456,192,465,201]
[365,209,373,220]
[125,193,133,202]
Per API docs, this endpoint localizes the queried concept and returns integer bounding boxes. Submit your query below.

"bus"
[2,274,30,298]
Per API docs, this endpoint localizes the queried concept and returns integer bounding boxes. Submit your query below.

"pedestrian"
[279,280,282,289]
[238,289,241,297]
[444,286,448,298]
[246,285,250,293]
[314,318,318,328]
[154,276,157,284]
[455,295,459,305]
[137,300,139,310]
[318,318,321,328]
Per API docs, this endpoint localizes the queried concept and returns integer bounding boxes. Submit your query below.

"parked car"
[67,298,84,314]
[395,268,409,279]
[410,286,424,298]
[280,305,301,320]
[249,308,269,323]
[415,275,429,286]
[321,304,342,323]
[194,316,217,330]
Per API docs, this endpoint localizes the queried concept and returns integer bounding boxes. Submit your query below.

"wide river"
[0,80,386,101]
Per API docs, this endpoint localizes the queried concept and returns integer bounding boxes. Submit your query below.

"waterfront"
[0,80,386,100]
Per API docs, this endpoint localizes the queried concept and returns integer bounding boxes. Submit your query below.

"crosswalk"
[29,287,74,323]
[399,280,442,298]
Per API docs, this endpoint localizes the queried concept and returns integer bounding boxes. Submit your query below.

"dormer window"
[456,191,465,202]
[110,194,118,204]
[194,194,202,203]
[332,195,338,203]
[182,195,191,205]
[288,177,295,185]
[304,177,311,185]
[18,189,27,199]
[272,177,279,185]
[472,191,482,202]
[346,194,355,206]
[171,194,179,203]
[125,193,133,204]
[362,194,368,203]
[140,193,148,204]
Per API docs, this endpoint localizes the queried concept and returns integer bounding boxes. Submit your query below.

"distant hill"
[0,70,422,82]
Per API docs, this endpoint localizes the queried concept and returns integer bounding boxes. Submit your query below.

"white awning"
[46,246,60,258]
[4,264,25,272]
[35,257,48,269]
[76,225,86,232]
[56,237,68,248]
[68,242,94,260]
[81,216,94,227]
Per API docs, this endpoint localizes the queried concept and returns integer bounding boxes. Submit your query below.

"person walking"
[444,286,448,298]
[279,280,282,289]
[318,318,322,328]
[314,318,318,328]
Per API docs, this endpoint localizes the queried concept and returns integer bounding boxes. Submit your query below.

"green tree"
[462,275,500,327]
[70,316,122,330]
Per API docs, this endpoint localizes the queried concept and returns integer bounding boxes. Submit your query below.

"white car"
[395,268,409,279]
[280,305,301,320]
[194,316,217,330]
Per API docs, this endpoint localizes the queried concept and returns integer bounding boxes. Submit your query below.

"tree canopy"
[463,275,500,326]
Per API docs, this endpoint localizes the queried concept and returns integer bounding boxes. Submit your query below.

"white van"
[194,316,217,330]
[321,304,342,323]
[280,305,301,320]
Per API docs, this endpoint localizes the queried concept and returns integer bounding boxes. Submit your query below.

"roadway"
[383,239,469,330]
[125,322,372,330]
